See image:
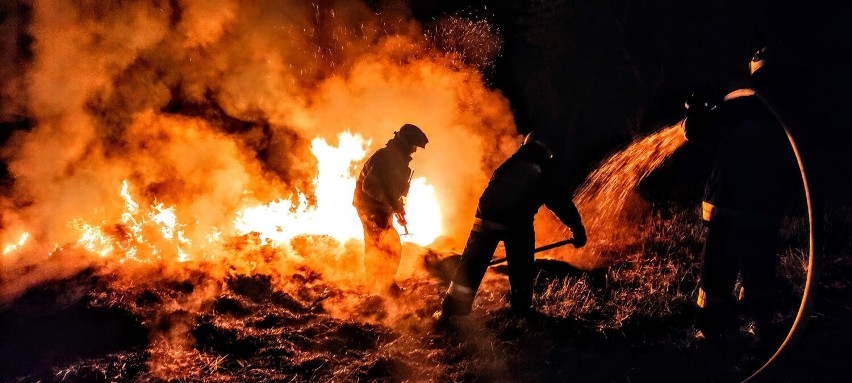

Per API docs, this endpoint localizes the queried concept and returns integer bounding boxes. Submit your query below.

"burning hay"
[0,1,520,379]
[0,0,517,301]
[0,1,824,382]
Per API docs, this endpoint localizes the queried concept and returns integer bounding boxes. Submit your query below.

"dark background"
[410,0,852,203]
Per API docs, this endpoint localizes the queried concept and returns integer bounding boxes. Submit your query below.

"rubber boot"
[694,288,738,340]
[510,287,533,315]
[435,282,476,326]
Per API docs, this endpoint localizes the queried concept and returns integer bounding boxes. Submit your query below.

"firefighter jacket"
[353,137,413,216]
[684,88,797,228]
[474,143,584,233]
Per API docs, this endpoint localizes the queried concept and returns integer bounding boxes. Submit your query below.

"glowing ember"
[0,0,517,305]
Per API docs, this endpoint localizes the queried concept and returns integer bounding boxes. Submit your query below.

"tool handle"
[488,237,575,266]
[533,238,576,253]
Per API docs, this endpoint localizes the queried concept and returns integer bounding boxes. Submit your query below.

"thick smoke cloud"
[0,1,30,122]
[0,0,518,300]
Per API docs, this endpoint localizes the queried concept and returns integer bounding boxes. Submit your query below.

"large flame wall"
[0,0,520,300]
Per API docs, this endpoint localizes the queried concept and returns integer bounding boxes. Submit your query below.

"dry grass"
[536,203,704,332]
[2,202,848,383]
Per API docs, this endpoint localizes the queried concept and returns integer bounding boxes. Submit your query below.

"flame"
[71,220,115,258]
[234,131,442,247]
[396,177,443,244]
[2,232,30,255]
[55,131,443,265]
[0,0,517,307]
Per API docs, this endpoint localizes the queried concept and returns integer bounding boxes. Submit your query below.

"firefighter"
[683,44,799,341]
[353,123,429,296]
[436,130,587,322]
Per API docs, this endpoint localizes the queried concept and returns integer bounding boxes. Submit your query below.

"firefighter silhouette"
[353,124,428,296]
[684,44,800,341]
[436,130,587,322]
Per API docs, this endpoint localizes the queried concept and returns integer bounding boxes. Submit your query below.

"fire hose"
[481,86,820,381]
[487,237,576,266]
[739,91,822,382]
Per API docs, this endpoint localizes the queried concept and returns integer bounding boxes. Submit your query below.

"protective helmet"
[749,45,770,75]
[398,123,428,148]
[522,130,555,159]
[749,42,800,76]
[684,90,719,113]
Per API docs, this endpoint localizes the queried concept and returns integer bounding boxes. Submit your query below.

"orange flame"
[234,131,442,247]
[63,131,442,265]
[2,232,30,255]
[0,0,518,306]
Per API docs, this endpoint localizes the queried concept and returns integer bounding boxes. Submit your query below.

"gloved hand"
[395,210,407,227]
[684,91,718,114]
[683,90,719,142]
[571,226,587,248]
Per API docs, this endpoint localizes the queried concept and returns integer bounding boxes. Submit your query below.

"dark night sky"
[410,0,852,201]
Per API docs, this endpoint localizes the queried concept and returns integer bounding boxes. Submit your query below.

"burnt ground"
[1,207,850,383]
[1,262,850,383]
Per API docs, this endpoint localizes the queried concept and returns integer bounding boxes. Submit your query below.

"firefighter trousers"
[443,228,535,316]
[696,220,781,335]
[357,209,402,292]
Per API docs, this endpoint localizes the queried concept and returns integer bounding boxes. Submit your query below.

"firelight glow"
[54,131,444,264]
[6,131,446,263]
[234,131,443,247]
[69,180,195,262]
[2,232,30,255]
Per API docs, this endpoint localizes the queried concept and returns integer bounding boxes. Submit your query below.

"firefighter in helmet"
[436,129,587,322]
[683,44,799,341]
[353,123,429,296]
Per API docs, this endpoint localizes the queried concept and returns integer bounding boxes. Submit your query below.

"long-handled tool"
[396,212,413,238]
[488,237,576,266]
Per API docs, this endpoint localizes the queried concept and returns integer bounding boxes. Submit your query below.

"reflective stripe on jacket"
[701,201,782,229]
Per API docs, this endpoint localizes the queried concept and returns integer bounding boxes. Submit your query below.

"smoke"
[0,0,517,304]
[0,1,29,122]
